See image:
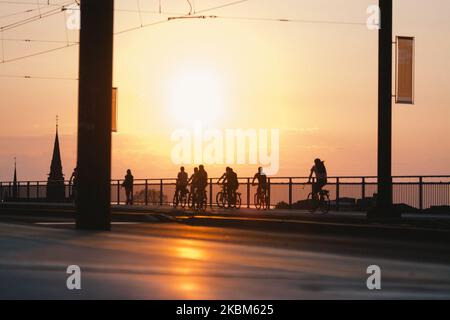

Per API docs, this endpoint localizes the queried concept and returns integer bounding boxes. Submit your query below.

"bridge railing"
[1,176,449,212]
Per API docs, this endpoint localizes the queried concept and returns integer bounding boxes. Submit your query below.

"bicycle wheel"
[262,193,269,210]
[188,192,194,209]
[307,192,319,213]
[216,191,225,208]
[318,193,331,214]
[172,193,179,208]
[235,193,242,209]
[197,192,208,212]
[180,192,188,209]
[254,193,262,210]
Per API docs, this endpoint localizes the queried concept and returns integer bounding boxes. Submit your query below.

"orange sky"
[0,0,449,181]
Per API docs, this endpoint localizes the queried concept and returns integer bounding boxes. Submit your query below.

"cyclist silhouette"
[217,167,231,196]
[225,167,239,207]
[190,165,208,210]
[176,167,189,199]
[217,167,231,186]
[308,158,328,200]
[188,167,199,195]
[252,167,267,196]
[197,165,208,192]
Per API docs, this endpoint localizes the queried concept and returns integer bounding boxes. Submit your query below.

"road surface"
[1,210,450,300]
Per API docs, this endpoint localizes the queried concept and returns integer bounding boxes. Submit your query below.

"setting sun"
[167,68,226,126]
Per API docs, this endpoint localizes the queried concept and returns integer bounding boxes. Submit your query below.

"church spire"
[47,116,65,201]
[49,115,64,180]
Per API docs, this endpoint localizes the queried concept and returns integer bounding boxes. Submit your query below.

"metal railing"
[1,176,450,212]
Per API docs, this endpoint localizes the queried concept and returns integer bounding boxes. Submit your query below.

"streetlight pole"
[369,0,399,219]
[76,0,114,230]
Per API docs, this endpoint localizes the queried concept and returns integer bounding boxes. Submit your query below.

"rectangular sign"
[112,87,118,132]
[396,36,415,104]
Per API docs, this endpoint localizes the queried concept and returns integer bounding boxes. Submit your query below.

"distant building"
[46,119,65,201]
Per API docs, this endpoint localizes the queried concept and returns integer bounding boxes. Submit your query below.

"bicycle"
[216,184,241,209]
[189,188,208,212]
[233,191,242,209]
[173,187,189,209]
[254,187,269,210]
[216,184,228,208]
[307,189,331,214]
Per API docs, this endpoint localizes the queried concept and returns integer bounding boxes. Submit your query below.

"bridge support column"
[368,0,400,219]
[76,0,114,230]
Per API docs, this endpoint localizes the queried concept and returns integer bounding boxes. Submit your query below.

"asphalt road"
[1,210,450,299]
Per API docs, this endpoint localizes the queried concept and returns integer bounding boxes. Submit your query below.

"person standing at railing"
[122,169,134,205]
[308,158,328,200]
[69,167,78,202]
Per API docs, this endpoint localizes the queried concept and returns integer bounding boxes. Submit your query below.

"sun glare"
[168,69,225,126]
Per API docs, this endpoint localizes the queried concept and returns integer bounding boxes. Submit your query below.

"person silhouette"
[122,169,134,205]
[198,165,208,192]
[69,167,78,201]
[226,168,239,207]
[188,167,199,195]
[176,166,189,200]
[197,165,209,205]
[308,158,328,200]
[252,167,267,197]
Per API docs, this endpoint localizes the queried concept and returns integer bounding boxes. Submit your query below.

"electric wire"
[0,73,77,80]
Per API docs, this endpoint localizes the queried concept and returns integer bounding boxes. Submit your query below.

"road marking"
[175,215,445,232]
[34,222,142,226]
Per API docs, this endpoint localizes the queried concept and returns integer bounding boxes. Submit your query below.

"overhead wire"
[210,15,368,26]
[0,42,77,64]
[115,0,251,35]
[186,0,193,15]
[0,0,372,71]
[0,1,65,6]
[0,1,75,32]
[0,73,77,80]
[1,38,78,43]
[0,7,36,19]
[0,0,251,64]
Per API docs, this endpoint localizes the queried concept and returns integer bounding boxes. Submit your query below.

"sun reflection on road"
[173,239,206,261]
[176,246,204,260]
[169,240,210,299]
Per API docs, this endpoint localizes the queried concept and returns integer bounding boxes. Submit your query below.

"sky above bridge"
[0,0,449,181]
